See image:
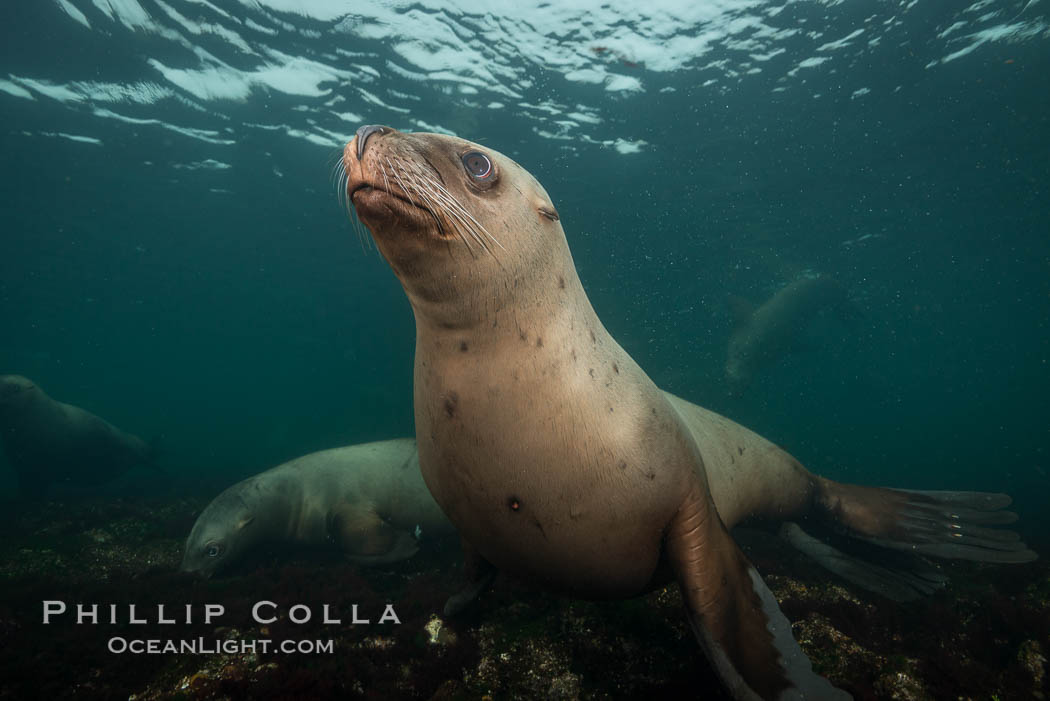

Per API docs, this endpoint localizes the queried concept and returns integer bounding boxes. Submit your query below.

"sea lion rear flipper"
[444,538,497,617]
[779,522,947,602]
[666,484,850,700]
[816,481,1038,564]
[327,502,420,565]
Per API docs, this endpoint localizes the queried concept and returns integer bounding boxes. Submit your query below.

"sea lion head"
[0,375,38,414]
[181,483,260,577]
[342,126,566,328]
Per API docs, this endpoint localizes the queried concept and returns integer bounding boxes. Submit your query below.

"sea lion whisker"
[410,178,490,257]
[333,161,348,209]
[374,159,391,201]
[336,164,372,253]
[327,150,347,189]
[427,188,498,256]
[369,163,398,250]
[326,146,344,168]
[350,207,371,254]
[334,163,360,239]
[380,162,392,196]
[394,161,501,260]
[386,157,422,210]
[399,171,496,255]
[447,223,477,256]
[389,158,481,256]
[435,198,491,256]
[334,167,364,251]
[402,171,480,256]
[338,168,350,213]
[398,171,453,238]
[424,178,505,252]
[401,172,480,243]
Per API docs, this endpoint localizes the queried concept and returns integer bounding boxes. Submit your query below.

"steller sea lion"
[0,374,156,498]
[181,439,455,577]
[726,275,854,396]
[341,126,1035,700]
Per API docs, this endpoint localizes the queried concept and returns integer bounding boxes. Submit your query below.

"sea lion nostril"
[355,125,387,160]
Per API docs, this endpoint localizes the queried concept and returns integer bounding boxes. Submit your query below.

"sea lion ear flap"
[727,295,755,329]
[538,205,560,221]
[666,485,850,700]
[236,515,255,531]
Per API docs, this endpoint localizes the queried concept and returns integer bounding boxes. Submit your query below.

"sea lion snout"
[354,124,389,160]
[178,552,210,577]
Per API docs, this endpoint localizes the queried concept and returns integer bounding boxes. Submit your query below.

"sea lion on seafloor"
[342,126,1036,700]
[181,439,455,578]
[726,275,855,395]
[0,374,156,498]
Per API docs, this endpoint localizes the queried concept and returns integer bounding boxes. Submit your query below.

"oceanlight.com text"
[107,637,335,654]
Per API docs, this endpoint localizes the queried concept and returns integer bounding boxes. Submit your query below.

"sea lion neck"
[408,243,600,355]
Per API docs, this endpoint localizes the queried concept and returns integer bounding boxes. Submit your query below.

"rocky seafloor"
[0,495,1047,700]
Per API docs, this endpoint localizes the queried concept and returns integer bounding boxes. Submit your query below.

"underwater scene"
[1,1,1048,699]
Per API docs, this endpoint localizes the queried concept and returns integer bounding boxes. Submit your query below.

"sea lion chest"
[414,333,696,597]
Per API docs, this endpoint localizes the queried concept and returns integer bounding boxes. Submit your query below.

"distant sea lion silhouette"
[343,127,1034,700]
[181,439,455,577]
[0,374,155,497]
[726,275,854,395]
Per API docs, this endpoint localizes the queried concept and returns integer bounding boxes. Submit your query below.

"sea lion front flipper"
[327,502,420,565]
[666,484,850,701]
[444,537,497,617]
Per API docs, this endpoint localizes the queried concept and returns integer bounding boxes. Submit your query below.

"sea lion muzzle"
[355,124,388,160]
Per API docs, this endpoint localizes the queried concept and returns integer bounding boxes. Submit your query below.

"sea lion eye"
[462,151,493,181]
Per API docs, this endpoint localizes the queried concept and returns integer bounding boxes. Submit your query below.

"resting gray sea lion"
[342,126,1034,700]
[0,374,155,497]
[726,275,854,395]
[181,439,455,577]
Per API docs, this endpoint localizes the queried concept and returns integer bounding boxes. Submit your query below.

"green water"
[0,1,1046,537]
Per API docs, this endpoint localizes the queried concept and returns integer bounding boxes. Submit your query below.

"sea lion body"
[726,276,850,394]
[344,127,1032,700]
[666,392,814,529]
[181,439,454,577]
[418,320,694,598]
[0,374,153,497]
